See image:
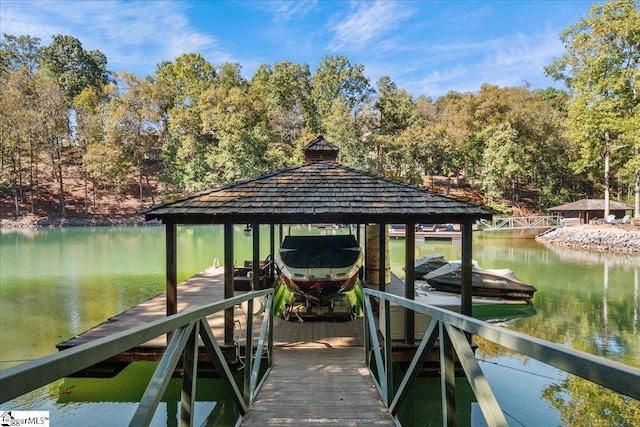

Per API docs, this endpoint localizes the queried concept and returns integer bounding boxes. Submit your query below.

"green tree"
[40,34,110,103]
[0,33,41,76]
[101,72,163,203]
[251,61,313,166]
[38,34,111,215]
[153,53,217,195]
[371,76,422,180]
[545,0,640,217]
[200,67,270,183]
[310,55,373,165]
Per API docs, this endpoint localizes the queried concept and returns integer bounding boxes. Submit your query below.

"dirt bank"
[536,224,640,254]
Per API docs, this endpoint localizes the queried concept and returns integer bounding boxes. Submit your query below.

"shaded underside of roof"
[141,161,494,224]
[549,199,634,211]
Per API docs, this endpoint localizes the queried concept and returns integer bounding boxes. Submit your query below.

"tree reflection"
[543,376,640,427]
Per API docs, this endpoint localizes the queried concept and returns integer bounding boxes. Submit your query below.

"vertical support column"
[269,224,275,283]
[165,221,177,317]
[378,223,386,294]
[180,322,199,426]
[460,220,474,318]
[252,222,260,290]
[244,299,254,404]
[356,224,363,280]
[224,223,234,346]
[383,298,393,406]
[405,223,415,345]
[440,323,456,427]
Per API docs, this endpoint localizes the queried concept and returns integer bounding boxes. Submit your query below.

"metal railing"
[478,215,564,231]
[363,288,640,426]
[0,289,274,426]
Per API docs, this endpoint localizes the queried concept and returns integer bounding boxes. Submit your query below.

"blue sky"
[1,0,595,98]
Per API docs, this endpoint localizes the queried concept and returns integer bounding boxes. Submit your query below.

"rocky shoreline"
[1,216,156,230]
[536,225,640,254]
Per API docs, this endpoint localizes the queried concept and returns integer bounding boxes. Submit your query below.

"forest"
[1,0,638,219]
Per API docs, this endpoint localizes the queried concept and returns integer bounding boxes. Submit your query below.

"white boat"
[275,234,363,303]
[424,260,536,301]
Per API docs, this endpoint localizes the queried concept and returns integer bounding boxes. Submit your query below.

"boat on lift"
[275,234,363,304]
[404,254,449,281]
[424,260,537,301]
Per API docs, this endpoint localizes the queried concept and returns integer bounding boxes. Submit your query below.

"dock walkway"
[55,267,396,423]
[241,347,395,426]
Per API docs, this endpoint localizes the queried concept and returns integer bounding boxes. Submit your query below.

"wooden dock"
[56,266,254,375]
[389,229,461,240]
[56,266,368,375]
[240,347,395,426]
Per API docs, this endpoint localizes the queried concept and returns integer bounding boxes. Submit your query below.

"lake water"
[1,225,638,426]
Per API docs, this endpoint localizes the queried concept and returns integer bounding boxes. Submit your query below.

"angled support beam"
[199,319,247,415]
[390,319,439,415]
[131,323,194,427]
[445,323,509,426]
[181,321,199,426]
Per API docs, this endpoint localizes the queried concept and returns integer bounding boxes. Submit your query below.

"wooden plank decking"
[241,347,395,426]
[57,266,235,350]
[52,266,400,422]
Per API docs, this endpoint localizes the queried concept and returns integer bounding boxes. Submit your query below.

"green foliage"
[543,376,640,426]
[4,17,639,215]
[545,0,640,206]
[273,283,292,318]
[40,34,110,103]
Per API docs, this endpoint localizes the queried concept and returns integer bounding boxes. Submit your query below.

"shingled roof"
[142,155,493,225]
[548,199,633,211]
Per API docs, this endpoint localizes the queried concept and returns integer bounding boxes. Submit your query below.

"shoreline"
[535,224,640,254]
[3,216,640,254]
[1,216,155,230]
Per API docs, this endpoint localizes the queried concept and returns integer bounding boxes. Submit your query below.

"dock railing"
[363,288,640,426]
[0,288,274,426]
[478,215,564,231]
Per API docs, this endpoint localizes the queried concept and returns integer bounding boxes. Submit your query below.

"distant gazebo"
[548,199,633,224]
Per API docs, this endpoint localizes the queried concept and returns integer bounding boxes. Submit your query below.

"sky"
[0,0,597,98]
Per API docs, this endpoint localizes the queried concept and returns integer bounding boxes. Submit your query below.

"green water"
[1,226,638,425]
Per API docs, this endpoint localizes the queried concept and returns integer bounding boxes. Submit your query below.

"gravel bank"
[0,216,157,230]
[536,225,640,253]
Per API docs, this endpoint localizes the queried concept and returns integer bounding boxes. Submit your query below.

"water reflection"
[2,228,639,425]
[541,242,640,268]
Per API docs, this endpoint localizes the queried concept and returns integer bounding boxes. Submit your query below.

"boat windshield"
[279,235,361,268]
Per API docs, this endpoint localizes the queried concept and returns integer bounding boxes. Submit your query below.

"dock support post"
[224,223,234,346]
[269,224,275,283]
[378,223,386,294]
[165,221,177,318]
[252,222,260,289]
[405,223,415,345]
[461,220,473,318]
[440,323,456,426]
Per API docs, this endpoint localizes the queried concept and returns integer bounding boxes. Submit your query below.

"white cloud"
[0,0,234,76]
[328,1,414,52]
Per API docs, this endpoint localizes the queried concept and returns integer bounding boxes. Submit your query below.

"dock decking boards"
[56,267,396,423]
[240,347,395,426]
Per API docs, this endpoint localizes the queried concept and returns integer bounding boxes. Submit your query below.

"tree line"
[1,0,638,218]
